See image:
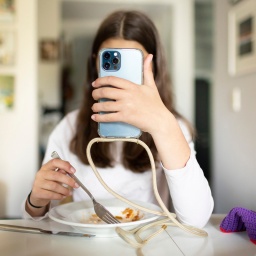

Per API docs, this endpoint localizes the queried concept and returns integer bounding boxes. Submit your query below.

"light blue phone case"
[98,48,143,138]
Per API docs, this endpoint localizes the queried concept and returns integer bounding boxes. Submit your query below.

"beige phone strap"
[86,137,208,248]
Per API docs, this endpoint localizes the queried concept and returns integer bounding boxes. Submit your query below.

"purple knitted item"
[220,207,256,244]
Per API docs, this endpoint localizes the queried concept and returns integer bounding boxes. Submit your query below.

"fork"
[51,151,120,224]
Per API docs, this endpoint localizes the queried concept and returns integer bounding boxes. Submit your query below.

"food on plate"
[87,214,103,224]
[120,208,141,222]
[82,207,143,224]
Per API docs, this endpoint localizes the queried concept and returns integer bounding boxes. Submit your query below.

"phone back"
[98,48,143,138]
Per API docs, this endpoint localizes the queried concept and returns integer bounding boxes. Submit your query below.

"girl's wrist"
[150,111,190,170]
[149,110,175,138]
[27,191,44,208]
[25,191,50,217]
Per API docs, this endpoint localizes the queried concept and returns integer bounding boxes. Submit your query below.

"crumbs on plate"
[82,208,143,224]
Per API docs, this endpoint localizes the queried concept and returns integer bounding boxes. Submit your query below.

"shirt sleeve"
[21,199,59,220]
[163,120,214,228]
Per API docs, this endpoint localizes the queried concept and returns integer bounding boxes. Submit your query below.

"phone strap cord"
[86,137,208,248]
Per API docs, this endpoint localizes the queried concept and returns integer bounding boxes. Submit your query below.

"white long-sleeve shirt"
[22,110,214,228]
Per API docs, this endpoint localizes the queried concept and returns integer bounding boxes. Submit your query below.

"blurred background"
[0,0,255,218]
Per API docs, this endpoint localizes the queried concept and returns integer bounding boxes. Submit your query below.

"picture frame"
[228,0,256,76]
[39,39,60,62]
[0,75,15,111]
[0,0,15,22]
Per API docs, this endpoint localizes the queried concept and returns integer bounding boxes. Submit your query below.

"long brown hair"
[70,10,187,172]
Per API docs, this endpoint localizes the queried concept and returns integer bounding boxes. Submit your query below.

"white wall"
[0,0,38,217]
[38,0,61,107]
[212,0,256,213]
[169,0,194,123]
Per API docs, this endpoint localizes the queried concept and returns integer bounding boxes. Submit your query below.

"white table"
[169,214,256,256]
[0,215,255,256]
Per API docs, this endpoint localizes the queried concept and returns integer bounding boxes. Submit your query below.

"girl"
[23,10,213,228]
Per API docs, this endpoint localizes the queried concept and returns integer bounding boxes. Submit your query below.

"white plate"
[49,198,161,237]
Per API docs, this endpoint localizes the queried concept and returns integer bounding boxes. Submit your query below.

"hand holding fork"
[51,151,120,224]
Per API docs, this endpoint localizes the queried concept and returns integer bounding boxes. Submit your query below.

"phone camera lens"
[112,57,119,65]
[103,62,111,70]
[104,52,111,60]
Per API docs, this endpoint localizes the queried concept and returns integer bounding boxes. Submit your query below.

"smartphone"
[97,48,143,138]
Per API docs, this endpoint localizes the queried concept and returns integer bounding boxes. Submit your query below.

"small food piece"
[81,207,143,224]
[87,213,103,224]
[122,208,141,222]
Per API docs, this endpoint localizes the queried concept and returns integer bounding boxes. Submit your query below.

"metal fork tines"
[51,151,120,224]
